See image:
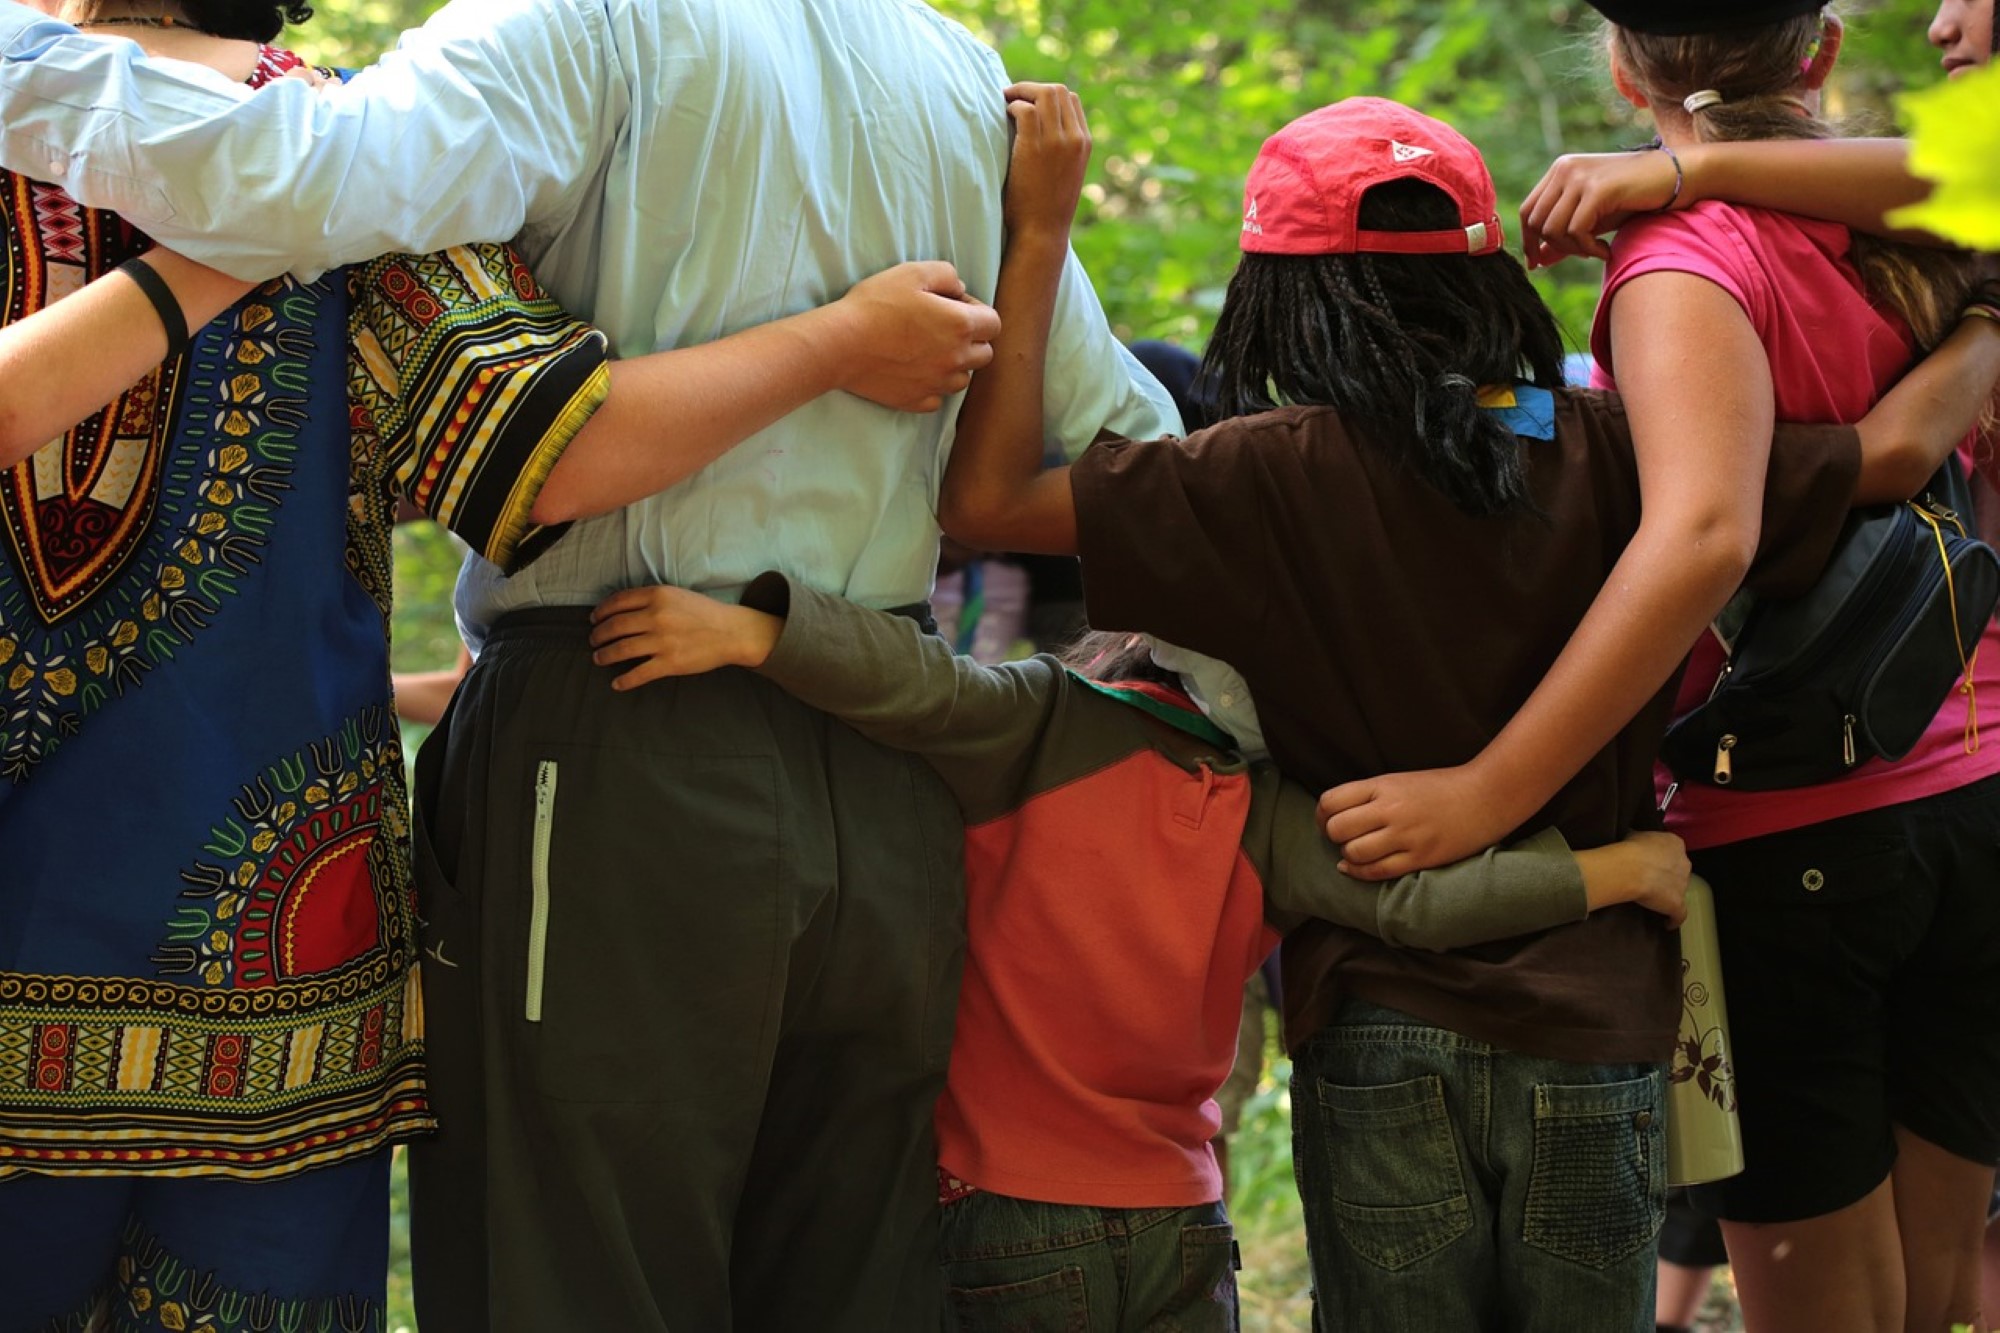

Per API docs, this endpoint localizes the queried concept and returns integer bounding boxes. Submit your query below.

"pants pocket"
[1169,1220,1240,1330]
[1522,1071,1667,1269]
[527,744,782,1105]
[945,1266,1091,1332]
[1315,1074,1474,1271]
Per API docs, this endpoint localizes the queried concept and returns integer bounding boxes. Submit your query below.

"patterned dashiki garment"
[0,45,609,1331]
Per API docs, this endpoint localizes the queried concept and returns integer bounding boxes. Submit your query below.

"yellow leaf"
[1888,66,2000,249]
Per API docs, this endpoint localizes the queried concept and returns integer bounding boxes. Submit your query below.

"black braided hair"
[1199,179,1566,518]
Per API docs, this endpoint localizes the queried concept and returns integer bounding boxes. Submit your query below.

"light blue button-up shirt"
[0,0,1179,636]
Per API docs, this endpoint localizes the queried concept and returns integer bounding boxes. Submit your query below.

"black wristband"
[118,256,190,361]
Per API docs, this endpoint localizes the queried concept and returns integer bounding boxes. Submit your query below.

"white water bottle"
[1665,873,1745,1187]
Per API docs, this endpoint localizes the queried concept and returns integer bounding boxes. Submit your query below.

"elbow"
[527,465,590,526]
[936,490,1003,551]
[1854,434,1946,505]
[1675,511,1760,594]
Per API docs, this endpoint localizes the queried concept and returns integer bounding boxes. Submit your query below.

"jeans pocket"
[1316,1074,1474,1271]
[1522,1071,1667,1269]
[1170,1221,1240,1330]
[945,1266,1091,1332]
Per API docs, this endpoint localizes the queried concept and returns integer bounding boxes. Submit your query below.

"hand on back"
[588,586,780,690]
[834,261,999,413]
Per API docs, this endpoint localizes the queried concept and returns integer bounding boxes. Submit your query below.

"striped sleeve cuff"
[349,242,611,572]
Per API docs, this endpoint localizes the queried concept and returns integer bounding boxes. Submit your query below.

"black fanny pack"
[1660,464,1999,792]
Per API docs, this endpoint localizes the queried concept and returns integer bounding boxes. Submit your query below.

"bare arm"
[0,250,252,467]
[1522,139,1932,269]
[532,262,999,523]
[934,83,1091,555]
[1853,304,2000,503]
[1322,272,1772,878]
[392,644,473,728]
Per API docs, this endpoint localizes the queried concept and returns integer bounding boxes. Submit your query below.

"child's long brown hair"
[1611,10,1975,351]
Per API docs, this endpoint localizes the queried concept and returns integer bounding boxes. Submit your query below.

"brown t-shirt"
[1072,390,1859,1064]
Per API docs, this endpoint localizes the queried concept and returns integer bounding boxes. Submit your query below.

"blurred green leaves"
[296,0,1962,347]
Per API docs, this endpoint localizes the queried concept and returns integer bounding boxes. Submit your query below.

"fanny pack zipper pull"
[1842,714,1858,768]
[1714,734,1737,786]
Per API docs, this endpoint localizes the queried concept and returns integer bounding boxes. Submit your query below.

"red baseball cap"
[1240,98,1505,258]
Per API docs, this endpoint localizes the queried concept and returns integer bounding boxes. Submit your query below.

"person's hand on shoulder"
[1003,82,1092,243]
[1521,148,1681,269]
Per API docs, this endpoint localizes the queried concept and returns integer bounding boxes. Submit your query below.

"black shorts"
[1686,772,2000,1225]
[1659,1190,1728,1269]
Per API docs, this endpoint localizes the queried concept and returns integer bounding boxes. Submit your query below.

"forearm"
[1262,773,1587,947]
[0,250,250,466]
[744,574,1051,780]
[937,229,1078,553]
[1681,139,1937,244]
[1466,532,1744,826]
[0,0,607,279]
[532,305,853,524]
[1854,313,2000,503]
[1471,281,1768,824]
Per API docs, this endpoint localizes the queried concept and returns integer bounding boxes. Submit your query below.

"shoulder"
[1609,201,1760,278]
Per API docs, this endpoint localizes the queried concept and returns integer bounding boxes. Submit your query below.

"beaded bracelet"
[118,257,190,362]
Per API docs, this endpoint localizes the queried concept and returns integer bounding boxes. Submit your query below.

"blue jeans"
[940,1191,1239,1331]
[1292,1001,1665,1332]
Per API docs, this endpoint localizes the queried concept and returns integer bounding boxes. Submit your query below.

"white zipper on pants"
[526,759,557,1022]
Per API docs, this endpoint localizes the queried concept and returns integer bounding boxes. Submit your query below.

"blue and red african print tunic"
[0,48,608,1183]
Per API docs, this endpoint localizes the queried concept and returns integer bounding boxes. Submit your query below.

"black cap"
[1585,1,1824,34]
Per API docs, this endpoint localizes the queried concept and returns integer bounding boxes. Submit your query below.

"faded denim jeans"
[1293,1000,1666,1332]
[940,1192,1239,1331]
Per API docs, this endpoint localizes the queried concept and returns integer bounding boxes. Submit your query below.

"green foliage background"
[294,0,1945,353]
[281,2,1951,1327]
